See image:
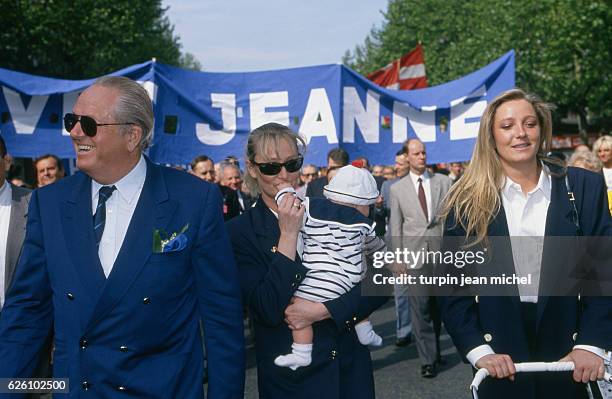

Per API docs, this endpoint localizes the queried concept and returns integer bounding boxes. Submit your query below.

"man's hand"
[284,297,330,330]
[560,349,605,383]
[375,195,384,208]
[475,354,516,381]
[389,262,407,276]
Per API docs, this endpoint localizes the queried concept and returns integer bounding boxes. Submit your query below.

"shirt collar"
[92,155,147,205]
[409,170,428,185]
[502,163,551,201]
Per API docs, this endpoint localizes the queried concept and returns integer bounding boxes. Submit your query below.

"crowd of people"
[0,76,610,399]
[7,130,612,223]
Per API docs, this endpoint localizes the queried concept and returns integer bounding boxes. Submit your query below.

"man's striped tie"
[94,185,116,246]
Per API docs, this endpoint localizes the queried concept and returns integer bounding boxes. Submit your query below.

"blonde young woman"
[439,89,612,399]
[593,135,612,191]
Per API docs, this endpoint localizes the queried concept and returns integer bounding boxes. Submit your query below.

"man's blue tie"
[94,185,116,246]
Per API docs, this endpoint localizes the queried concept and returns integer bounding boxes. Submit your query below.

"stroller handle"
[470,361,612,399]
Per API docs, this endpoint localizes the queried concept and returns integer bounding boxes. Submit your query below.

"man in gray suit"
[389,138,451,378]
[0,134,31,312]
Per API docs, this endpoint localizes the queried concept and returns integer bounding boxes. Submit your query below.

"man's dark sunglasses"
[252,156,304,176]
[64,113,135,137]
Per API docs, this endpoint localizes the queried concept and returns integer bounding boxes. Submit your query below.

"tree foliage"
[344,0,611,128]
[179,52,203,71]
[0,0,193,79]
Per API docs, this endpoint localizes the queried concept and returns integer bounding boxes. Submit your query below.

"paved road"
[243,301,474,398]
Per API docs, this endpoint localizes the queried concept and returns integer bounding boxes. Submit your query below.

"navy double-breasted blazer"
[227,199,388,399]
[0,158,245,398]
[440,167,612,399]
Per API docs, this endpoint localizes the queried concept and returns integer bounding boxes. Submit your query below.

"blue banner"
[0,51,514,166]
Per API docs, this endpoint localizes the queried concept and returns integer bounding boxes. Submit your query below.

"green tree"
[0,0,191,79]
[179,52,203,71]
[344,0,612,136]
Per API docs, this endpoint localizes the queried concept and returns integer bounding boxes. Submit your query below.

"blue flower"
[162,233,188,253]
[152,223,189,253]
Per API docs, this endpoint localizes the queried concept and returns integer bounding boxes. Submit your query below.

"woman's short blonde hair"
[243,123,306,195]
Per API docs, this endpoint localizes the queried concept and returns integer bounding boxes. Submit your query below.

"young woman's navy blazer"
[440,167,612,399]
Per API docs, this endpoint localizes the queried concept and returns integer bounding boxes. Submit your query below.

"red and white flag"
[367,44,427,90]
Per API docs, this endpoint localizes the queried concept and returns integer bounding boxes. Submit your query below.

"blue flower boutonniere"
[153,223,189,253]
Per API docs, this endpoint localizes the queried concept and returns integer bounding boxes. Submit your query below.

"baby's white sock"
[274,343,313,370]
[355,320,382,347]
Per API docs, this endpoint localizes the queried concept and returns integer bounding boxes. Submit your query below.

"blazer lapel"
[252,199,283,257]
[488,206,522,300]
[61,173,107,304]
[543,174,575,237]
[5,186,28,291]
[402,176,429,224]
[428,173,442,225]
[85,160,176,331]
[537,174,576,328]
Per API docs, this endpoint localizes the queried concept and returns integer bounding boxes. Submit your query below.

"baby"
[274,165,386,370]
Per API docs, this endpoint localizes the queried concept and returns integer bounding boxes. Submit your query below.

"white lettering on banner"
[342,87,380,143]
[196,93,236,145]
[249,91,289,130]
[62,91,81,136]
[299,88,338,144]
[392,101,436,143]
[2,87,49,135]
[450,85,487,140]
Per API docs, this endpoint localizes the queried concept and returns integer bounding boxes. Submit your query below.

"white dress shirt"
[409,171,431,223]
[467,167,604,366]
[0,181,12,308]
[92,156,146,278]
[502,167,551,303]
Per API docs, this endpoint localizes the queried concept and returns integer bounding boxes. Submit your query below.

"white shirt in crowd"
[0,181,12,308]
[466,166,604,367]
[237,190,245,211]
[603,167,612,192]
[409,170,431,223]
[92,155,146,278]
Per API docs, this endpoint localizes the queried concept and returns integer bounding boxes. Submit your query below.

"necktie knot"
[98,185,116,204]
[418,178,423,184]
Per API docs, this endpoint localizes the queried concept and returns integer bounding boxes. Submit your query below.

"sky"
[162,0,389,72]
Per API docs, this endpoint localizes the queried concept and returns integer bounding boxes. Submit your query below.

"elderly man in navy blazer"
[0,76,245,398]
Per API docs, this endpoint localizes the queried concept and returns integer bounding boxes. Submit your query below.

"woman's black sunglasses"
[64,113,135,137]
[252,156,304,176]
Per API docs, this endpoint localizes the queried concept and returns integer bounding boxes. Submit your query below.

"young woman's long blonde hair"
[441,89,560,245]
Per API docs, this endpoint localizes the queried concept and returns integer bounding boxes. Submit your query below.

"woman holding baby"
[226,122,387,398]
